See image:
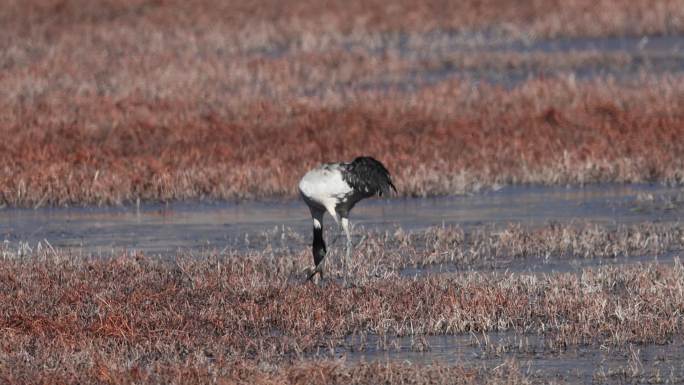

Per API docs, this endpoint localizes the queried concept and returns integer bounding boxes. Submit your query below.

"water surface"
[314,331,684,384]
[1,184,681,256]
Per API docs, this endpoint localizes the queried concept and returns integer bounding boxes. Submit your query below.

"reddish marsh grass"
[2,76,684,207]
[4,0,684,41]
[1,256,683,383]
[3,356,534,385]
[2,1,684,207]
[2,222,684,383]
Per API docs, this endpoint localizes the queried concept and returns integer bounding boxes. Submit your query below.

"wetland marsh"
[3,184,684,384]
[3,0,684,383]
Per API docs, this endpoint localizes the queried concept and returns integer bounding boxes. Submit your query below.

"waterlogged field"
[3,1,684,384]
[2,186,684,384]
[3,224,684,384]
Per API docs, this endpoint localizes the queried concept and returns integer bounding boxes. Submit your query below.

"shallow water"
[262,32,684,94]
[301,31,684,57]
[454,34,683,54]
[0,184,681,256]
[312,331,684,384]
[343,33,684,90]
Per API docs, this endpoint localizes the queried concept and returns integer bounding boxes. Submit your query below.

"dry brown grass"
[4,0,684,41]
[3,356,537,385]
[2,1,684,207]
[2,222,684,383]
[396,221,684,269]
[3,75,684,207]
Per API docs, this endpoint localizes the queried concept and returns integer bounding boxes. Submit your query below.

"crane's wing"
[342,156,396,197]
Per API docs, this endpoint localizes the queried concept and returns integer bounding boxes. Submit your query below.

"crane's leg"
[305,206,327,284]
[341,216,352,280]
[323,205,346,279]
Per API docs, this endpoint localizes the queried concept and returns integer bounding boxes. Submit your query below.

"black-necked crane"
[298,156,396,282]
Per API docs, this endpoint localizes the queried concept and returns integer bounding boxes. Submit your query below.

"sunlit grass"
[2,1,684,207]
[2,223,684,382]
[2,75,684,206]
